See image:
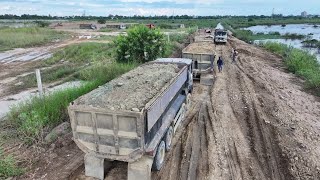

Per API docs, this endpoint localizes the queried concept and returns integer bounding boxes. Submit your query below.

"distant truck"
[79,24,97,30]
[68,58,193,180]
[214,29,228,43]
[182,42,215,85]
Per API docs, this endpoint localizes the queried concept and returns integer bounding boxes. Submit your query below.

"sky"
[0,0,319,17]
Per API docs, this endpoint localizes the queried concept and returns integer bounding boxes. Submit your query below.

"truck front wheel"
[152,140,166,171]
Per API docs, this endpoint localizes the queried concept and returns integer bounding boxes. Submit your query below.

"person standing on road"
[217,56,224,73]
[232,48,238,62]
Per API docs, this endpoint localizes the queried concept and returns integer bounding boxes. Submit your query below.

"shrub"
[97,19,106,24]
[114,25,167,63]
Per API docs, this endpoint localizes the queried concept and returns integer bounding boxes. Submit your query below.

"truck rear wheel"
[152,140,166,171]
[165,126,173,151]
[186,94,192,111]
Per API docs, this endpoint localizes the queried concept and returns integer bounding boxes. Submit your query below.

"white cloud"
[120,0,224,4]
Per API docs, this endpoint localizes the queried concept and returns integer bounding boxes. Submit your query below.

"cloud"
[0,0,319,16]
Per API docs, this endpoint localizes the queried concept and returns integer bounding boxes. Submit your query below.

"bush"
[97,19,106,24]
[34,21,50,27]
[114,25,167,63]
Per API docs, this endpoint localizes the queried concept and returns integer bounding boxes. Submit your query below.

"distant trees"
[97,19,106,24]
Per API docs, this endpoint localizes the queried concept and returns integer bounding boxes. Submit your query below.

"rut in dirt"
[153,43,291,180]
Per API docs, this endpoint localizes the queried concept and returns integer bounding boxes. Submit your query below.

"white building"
[301,11,308,17]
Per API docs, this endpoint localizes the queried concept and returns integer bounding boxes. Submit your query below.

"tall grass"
[262,42,320,89]
[8,62,136,143]
[0,27,68,52]
[46,42,114,65]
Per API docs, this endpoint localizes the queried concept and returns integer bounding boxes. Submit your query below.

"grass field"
[0,27,69,52]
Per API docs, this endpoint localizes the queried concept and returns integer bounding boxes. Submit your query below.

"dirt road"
[3,36,320,180]
[153,38,320,180]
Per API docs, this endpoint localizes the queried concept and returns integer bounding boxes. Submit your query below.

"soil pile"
[74,63,179,111]
[182,42,215,54]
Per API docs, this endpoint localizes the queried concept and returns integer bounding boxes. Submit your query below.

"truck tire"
[152,140,166,171]
[165,126,173,151]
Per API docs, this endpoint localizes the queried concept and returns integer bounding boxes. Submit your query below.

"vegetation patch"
[0,27,69,52]
[46,42,114,65]
[262,42,320,90]
[0,148,24,179]
[8,62,136,144]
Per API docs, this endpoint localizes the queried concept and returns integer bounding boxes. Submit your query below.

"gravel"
[74,63,179,111]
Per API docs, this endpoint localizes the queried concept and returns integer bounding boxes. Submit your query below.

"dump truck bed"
[182,42,215,54]
[68,62,189,162]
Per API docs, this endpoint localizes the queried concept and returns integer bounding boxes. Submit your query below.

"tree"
[114,25,167,63]
[97,19,106,24]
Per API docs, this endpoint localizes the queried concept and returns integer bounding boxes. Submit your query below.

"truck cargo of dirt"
[74,63,179,111]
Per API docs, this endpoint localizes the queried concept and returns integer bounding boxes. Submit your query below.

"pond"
[244,24,320,62]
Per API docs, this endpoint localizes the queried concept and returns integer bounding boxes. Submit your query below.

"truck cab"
[214,29,228,43]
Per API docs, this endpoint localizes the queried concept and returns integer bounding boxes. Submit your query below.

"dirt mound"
[74,63,179,111]
[182,42,215,54]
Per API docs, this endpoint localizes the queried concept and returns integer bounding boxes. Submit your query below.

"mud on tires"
[152,140,166,171]
[165,126,174,151]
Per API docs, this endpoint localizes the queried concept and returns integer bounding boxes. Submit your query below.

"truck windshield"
[216,32,227,36]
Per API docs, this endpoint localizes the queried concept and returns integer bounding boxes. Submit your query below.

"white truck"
[214,29,228,44]
[68,58,193,180]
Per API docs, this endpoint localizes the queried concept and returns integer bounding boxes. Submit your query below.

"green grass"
[12,65,79,93]
[46,42,114,65]
[262,42,320,90]
[0,27,69,52]
[0,148,24,179]
[8,62,136,143]
[94,35,117,41]
[98,28,113,32]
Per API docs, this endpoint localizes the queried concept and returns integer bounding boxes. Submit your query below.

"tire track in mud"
[154,43,290,180]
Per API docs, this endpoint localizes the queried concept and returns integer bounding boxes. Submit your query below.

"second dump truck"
[68,58,193,180]
[182,41,215,85]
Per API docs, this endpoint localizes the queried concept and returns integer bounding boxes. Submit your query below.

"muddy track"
[153,43,291,180]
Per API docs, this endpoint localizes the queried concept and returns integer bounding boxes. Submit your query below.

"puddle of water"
[245,24,320,62]
[0,81,83,120]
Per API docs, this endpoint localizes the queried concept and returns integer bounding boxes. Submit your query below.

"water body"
[244,24,320,62]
